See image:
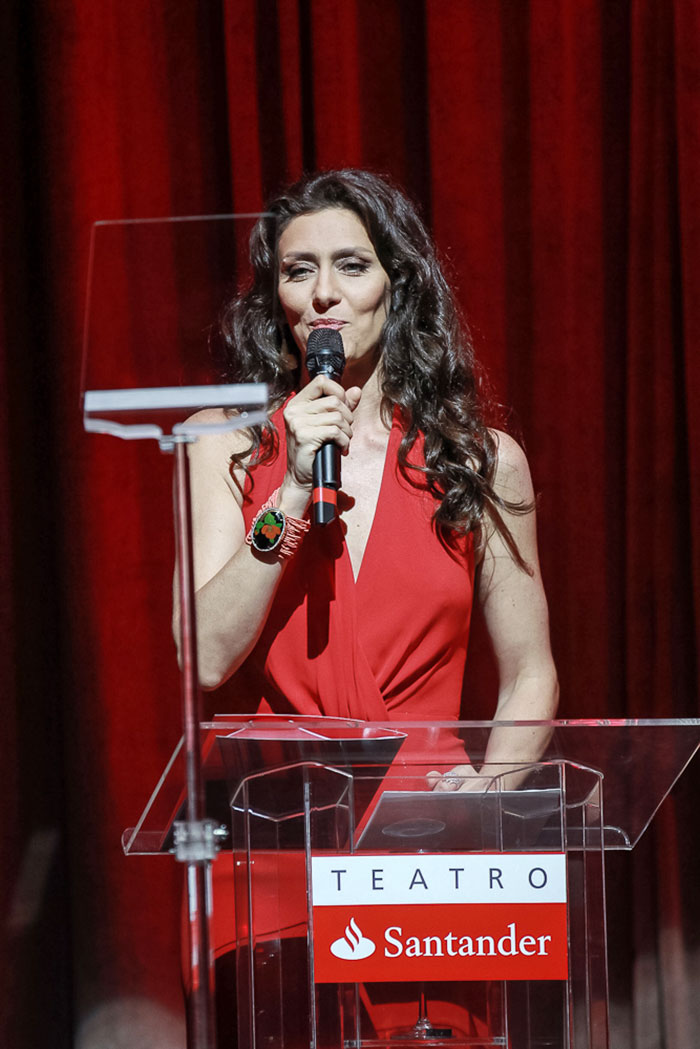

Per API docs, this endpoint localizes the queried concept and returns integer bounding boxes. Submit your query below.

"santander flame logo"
[330,917,376,960]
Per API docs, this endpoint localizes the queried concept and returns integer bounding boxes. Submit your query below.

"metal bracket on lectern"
[158,432,198,453]
[171,819,229,863]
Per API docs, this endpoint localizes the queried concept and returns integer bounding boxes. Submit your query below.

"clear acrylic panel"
[122,717,700,856]
[81,214,271,438]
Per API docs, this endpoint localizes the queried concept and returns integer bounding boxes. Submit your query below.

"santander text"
[384,922,552,959]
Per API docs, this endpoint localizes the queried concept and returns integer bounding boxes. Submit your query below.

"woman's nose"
[312,267,341,310]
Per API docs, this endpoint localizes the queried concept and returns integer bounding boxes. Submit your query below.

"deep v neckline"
[345,410,399,585]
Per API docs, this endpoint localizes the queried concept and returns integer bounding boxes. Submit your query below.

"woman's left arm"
[479,430,559,723]
[430,431,559,792]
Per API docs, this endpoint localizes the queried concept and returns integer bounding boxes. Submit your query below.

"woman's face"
[277,208,391,380]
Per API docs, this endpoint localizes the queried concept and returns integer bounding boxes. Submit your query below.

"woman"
[177,169,557,761]
[176,168,559,1044]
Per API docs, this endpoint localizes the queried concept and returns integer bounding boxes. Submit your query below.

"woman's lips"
[309,320,346,329]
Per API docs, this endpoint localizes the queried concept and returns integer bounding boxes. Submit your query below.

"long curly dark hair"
[220,168,530,565]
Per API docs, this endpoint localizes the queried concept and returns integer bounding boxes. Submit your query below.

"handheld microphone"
[306,328,346,525]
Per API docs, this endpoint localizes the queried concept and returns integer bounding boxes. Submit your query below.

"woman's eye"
[284,264,314,281]
[339,259,370,275]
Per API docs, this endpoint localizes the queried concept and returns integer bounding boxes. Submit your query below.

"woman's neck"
[345,362,388,434]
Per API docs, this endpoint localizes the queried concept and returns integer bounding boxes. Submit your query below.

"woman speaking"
[176,168,558,769]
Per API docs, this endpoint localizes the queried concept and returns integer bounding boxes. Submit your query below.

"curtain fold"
[2,2,698,1046]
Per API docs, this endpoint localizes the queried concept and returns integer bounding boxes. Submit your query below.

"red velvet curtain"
[2,2,698,1047]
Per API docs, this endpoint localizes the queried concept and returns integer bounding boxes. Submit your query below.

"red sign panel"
[313,902,568,982]
[311,853,568,983]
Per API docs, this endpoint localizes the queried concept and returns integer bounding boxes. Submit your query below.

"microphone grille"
[306,328,346,379]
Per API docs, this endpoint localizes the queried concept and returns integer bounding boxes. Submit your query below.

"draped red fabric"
[2,2,699,1047]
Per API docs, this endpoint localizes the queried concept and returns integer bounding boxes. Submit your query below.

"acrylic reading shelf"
[123,717,700,856]
[81,214,271,440]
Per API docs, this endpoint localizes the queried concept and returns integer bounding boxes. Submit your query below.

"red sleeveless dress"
[230,404,475,723]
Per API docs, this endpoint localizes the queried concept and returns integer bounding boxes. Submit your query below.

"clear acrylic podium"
[124,715,700,1049]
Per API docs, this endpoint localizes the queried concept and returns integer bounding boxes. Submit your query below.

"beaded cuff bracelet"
[245,487,310,560]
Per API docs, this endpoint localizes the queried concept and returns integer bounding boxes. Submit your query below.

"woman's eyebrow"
[279,246,316,261]
[280,246,374,262]
[332,246,374,258]
[280,250,316,261]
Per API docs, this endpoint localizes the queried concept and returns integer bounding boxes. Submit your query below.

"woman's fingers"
[282,377,359,486]
[427,770,461,792]
[295,373,347,404]
[426,766,489,793]
[302,398,355,430]
[287,406,353,447]
[345,386,362,412]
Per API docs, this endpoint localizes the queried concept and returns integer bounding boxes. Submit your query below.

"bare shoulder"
[185,408,255,503]
[476,430,536,566]
[488,429,535,503]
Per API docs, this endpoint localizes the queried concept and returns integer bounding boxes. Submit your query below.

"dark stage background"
[1,2,699,1047]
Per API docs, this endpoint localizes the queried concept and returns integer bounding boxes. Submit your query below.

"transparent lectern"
[124,715,700,1049]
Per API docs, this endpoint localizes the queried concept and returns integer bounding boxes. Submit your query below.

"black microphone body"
[306,328,346,525]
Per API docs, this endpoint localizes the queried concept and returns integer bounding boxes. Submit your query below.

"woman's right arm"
[173,377,359,688]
